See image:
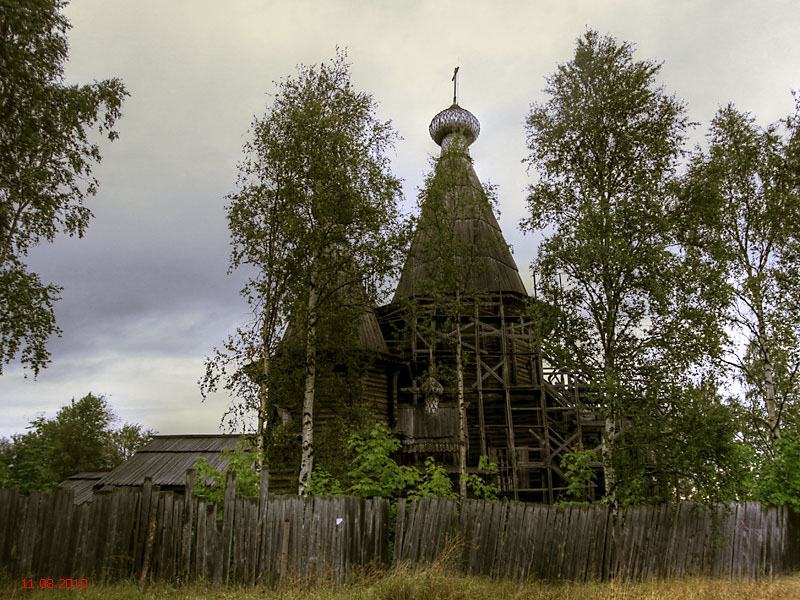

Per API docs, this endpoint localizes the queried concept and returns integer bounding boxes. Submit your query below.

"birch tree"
[522,31,699,502]
[202,51,407,493]
[679,102,800,451]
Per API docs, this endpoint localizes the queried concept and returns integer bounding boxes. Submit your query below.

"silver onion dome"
[429,103,480,148]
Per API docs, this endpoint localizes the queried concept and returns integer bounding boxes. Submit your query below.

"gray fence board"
[1,476,798,585]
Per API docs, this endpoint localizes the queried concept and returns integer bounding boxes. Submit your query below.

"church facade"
[304,100,606,503]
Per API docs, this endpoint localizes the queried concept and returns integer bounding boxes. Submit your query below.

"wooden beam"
[474,305,487,457]
[530,328,554,504]
[499,294,519,501]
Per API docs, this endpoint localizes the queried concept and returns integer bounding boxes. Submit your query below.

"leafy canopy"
[523,29,692,382]
[753,434,800,510]
[0,393,153,492]
[346,423,419,498]
[523,30,740,503]
[679,103,800,451]
[200,51,409,486]
[0,0,127,375]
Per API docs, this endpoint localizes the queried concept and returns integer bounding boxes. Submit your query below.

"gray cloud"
[2,0,799,438]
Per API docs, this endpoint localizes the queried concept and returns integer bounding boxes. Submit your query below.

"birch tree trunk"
[755,292,780,442]
[758,333,780,441]
[256,349,271,473]
[602,414,616,501]
[764,361,779,440]
[455,299,468,501]
[298,283,318,495]
[602,353,617,504]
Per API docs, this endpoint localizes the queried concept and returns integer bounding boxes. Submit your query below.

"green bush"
[462,455,499,501]
[409,457,456,499]
[194,442,261,513]
[753,435,800,509]
[347,423,419,498]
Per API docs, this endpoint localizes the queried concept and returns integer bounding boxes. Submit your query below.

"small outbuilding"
[59,434,245,503]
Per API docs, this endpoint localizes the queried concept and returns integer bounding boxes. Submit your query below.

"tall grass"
[3,568,799,600]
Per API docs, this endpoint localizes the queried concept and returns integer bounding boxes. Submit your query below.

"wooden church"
[270,96,605,504]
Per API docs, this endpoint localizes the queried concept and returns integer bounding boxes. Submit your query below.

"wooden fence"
[0,471,389,585]
[394,497,800,581]
[1,471,798,585]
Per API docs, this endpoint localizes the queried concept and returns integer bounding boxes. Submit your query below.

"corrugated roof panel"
[57,478,98,505]
[142,434,242,453]
[95,434,247,487]
[64,471,107,480]
[96,450,233,487]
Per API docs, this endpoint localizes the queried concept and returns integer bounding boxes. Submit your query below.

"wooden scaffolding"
[379,292,604,503]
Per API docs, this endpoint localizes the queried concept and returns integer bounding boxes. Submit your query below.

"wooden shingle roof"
[95,434,245,488]
[57,471,108,504]
[393,154,527,301]
[356,304,390,354]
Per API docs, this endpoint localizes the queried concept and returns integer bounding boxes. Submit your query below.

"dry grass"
[3,568,800,600]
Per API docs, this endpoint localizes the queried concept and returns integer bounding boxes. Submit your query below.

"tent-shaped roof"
[393,104,527,301]
[283,295,390,355]
[356,304,390,354]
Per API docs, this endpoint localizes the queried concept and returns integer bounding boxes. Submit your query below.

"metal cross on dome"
[452,66,459,104]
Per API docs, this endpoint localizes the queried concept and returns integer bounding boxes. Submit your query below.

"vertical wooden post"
[391,370,400,428]
[182,469,195,580]
[499,293,519,500]
[221,470,237,584]
[134,477,153,572]
[258,469,269,521]
[572,373,588,500]
[256,469,270,583]
[529,327,554,504]
[279,519,290,580]
[138,484,160,589]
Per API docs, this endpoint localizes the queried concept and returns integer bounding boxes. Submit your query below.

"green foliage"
[109,423,154,464]
[409,457,456,499]
[194,443,261,512]
[312,400,372,484]
[0,438,10,485]
[202,49,410,492]
[306,468,345,496]
[37,393,114,481]
[0,0,127,375]
[0,393,153,492]
[462,455,500,501]
[559,447,598,503]
[679,102,800,453]
[523,30,733,502]
[346,423,418,498]
[752,435,800,509]
[0,430,56,493]
[608,381,752,505]
[524,28,696,382]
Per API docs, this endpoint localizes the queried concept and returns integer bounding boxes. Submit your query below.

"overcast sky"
[1,0,799,439]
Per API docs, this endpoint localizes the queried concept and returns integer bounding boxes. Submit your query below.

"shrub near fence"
[0,469,798,585]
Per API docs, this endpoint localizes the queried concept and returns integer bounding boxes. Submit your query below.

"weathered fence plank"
[1,478,798,586]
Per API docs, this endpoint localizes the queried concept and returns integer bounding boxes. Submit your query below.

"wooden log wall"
[1,475,798,585]
[394,497,800,581]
